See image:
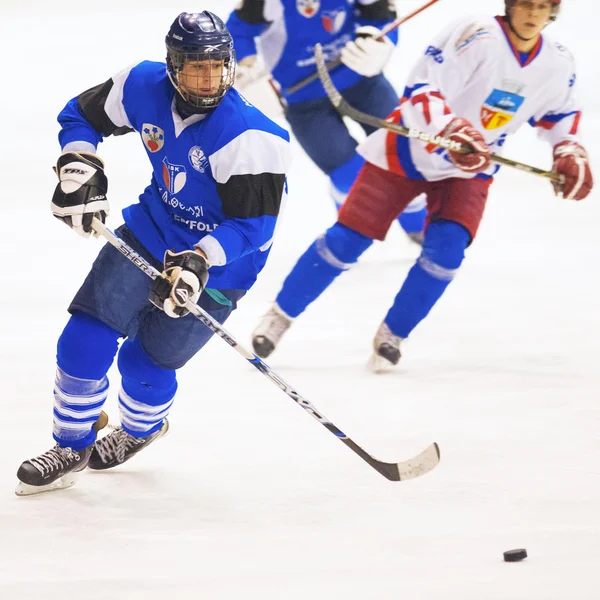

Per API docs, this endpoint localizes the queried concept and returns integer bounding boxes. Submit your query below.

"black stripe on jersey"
[235,0,270,25]
[356,0,397,21]
[77,79,134,137]
[217,172,285,219]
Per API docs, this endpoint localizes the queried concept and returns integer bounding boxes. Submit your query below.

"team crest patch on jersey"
[162,157,187,194]
[322,9,346,34]
[142,124,164,153]
[188,146,209,173]
[297,0,319,18]
[481,89,525,130]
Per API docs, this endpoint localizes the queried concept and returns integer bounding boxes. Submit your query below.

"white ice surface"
[1,1,599,598]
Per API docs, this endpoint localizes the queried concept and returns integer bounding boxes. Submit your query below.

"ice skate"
[251,304,293,359]
[367,321,403,373]
[16,444,93,496]
[88,420,169,470]
[15,411,109,496]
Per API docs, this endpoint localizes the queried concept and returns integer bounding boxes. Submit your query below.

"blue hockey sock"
[385,220,470,338]
[53,313,121,449]
[276,222,373,318]
[329,153,365,210]
[397,194,427,235]
[117,337,177,438]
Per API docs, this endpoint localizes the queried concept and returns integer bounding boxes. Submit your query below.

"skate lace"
[95,428,145,464]
[29,445,79,476]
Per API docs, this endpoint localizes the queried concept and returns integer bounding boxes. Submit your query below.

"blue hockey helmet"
[166,12,236,110]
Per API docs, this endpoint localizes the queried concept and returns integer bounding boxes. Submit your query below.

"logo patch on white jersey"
[322,9,346,34]
[142,124,164,153]
[297,0,319,18]
[480,89,525,130]
[188,146,209,173]
[455,23,491,54]
[162,157,187,194]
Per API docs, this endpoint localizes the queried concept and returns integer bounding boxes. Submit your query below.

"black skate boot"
[16,444,93,496]
[15,411,108,496]
[88,420,169,470]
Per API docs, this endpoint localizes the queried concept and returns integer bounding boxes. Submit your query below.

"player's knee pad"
[419,220,470,279]
[57,312,121,380]
[319,222,373,269]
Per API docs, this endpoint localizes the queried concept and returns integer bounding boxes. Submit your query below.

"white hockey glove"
[234,55,268,90]
[340,26,394,78]
[149,249,209,318]
[51,151,109,237]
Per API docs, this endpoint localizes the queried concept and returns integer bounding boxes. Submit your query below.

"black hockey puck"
[503,549,527,562]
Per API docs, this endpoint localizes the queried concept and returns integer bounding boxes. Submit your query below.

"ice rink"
[1,1,599,598]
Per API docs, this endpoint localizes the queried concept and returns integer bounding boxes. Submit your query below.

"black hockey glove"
[51,152,109,237]
[150,249,209,318]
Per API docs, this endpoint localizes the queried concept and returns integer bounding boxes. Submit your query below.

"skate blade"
[367,353,397,373]
[15,472,81,497]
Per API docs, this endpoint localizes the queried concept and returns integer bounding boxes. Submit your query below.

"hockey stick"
[91,217,440,482]
[285,0,442,95]
[314,44,562,183]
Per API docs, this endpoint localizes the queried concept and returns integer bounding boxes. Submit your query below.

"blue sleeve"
[227,11,270,62]
[57,98,104,149]
[210,215,277,264]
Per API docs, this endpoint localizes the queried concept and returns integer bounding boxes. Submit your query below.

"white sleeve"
[399,19,500,134]
[529,52,582,148]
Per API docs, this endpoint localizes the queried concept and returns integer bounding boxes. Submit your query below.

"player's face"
[179,60,224,97]
[510,0,553,39]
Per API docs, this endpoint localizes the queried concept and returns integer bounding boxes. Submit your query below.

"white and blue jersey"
[227,0,399,104]
[57,61,291,291]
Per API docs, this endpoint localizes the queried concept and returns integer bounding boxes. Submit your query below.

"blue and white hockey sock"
[397,194,427,235]
[53,313,121,449]
[276,222,373,318]
[385,220,470,338]
[117,338,177,438]
[53,368,108,450]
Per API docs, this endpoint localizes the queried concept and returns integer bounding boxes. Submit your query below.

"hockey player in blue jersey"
[226,0,427,240]
[15,11,291,495]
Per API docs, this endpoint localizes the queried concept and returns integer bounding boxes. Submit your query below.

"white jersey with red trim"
[358,14,582,182]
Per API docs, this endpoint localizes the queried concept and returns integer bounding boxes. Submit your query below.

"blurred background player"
[16,11,291,495]
[226,0,427,242]
[251,0,593,368]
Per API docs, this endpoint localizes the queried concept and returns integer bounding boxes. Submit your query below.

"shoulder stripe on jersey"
[105,65,135,131]
[208,128,290,184]
[77,66,134,136]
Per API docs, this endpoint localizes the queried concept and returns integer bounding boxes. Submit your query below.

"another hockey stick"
[91,217,440,482]
[314,44,562,183]
[285,0,442,95]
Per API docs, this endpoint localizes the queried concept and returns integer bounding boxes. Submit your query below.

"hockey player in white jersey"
[15,11,291,495]
[251,0,593,367]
